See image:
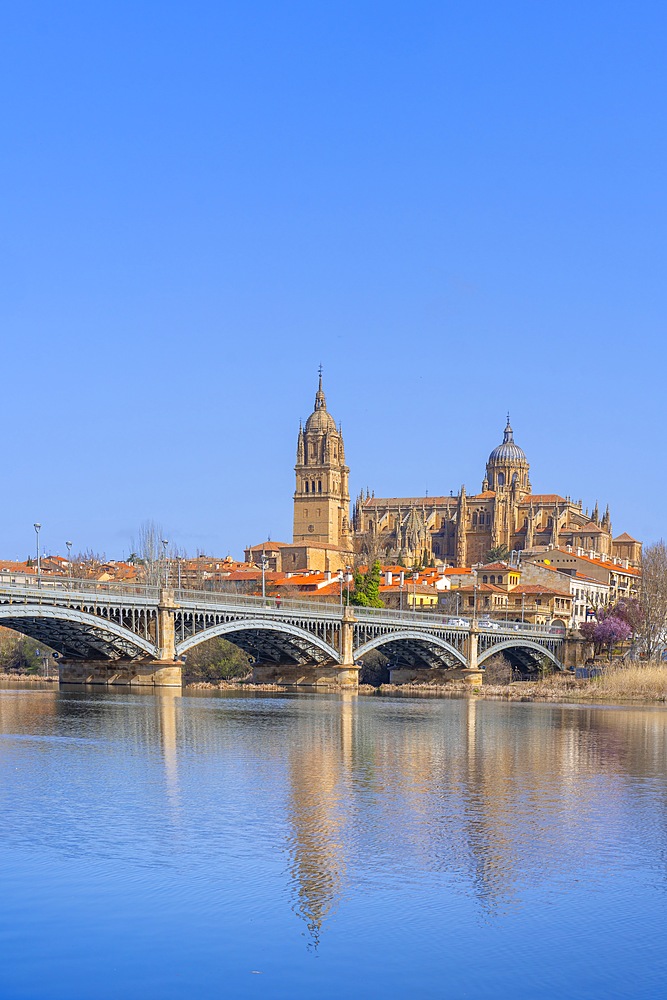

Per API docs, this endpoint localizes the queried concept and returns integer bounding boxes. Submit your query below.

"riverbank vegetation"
[0,627,51,674]
[182,636,251,684]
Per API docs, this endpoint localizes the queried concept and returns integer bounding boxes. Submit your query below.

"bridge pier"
[388,666,483,686]
[252,663,359,690]
[157,588,177,661]
[58,659,182,687]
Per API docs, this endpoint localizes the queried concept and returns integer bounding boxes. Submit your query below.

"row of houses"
[0,541,640,630]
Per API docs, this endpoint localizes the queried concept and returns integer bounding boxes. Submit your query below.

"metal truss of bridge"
[0,579,566,687]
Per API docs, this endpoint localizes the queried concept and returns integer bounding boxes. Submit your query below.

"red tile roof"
[510,584,571,597]
[553,548,640,576]
[521,494,567,504]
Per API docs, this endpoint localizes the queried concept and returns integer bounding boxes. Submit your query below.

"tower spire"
[503,413,513,442]
[315,365,326,410]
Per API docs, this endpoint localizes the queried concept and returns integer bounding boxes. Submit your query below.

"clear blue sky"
[1,1,665,560]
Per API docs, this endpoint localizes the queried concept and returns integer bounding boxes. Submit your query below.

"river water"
[1,685,666,999]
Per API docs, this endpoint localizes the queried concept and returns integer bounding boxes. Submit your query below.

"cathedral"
[248,375,641,573]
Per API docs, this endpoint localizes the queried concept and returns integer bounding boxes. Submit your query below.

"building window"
[305,482,309,493]
[318,481,322,493]
[497,472,505,486]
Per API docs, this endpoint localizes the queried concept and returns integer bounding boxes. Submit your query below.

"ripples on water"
[1,686,667,998]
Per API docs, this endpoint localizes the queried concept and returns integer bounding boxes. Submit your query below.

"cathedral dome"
[488,417,527,465]
[305,407,337,434]
[304,374,338,434]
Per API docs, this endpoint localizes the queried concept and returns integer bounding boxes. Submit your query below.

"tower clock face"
[308,524,315,533]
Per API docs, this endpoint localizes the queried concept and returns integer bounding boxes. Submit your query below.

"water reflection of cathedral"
[4,688,667,943]
[285,697,354,944]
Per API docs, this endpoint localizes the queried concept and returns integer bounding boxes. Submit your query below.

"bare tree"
[70,549,107,579]
[131,520,168,587]
[639,541,667,660]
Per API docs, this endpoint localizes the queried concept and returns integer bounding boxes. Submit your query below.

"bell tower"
[293,371,352,549]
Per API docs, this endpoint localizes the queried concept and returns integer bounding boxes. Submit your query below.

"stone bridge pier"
[58,659,182,687]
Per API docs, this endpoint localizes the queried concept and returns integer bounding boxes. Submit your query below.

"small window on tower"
[318,481,322,493]
[305,482,309,493]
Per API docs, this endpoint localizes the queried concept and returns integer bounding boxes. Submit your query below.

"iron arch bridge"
[0,579,565,678]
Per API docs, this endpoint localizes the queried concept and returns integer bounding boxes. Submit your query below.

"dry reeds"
[589,661,667,701]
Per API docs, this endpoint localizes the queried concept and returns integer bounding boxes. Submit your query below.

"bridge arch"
[0,605,158,660]
[478,638,563,672]
[354,630,467,669]
[176,619,341,665]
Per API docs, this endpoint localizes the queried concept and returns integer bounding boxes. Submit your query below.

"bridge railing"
[173,588,563,635]
[0,575,565,638]
[0,577,161,603]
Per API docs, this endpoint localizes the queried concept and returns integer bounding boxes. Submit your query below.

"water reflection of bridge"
[0,580,566,687]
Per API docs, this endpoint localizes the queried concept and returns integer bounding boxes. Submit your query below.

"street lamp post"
[161,539,169,587]
[338,571,344,612]
[346,566,352,605]
[472,570,478,622]
[261,551,268,602]
[33,523,41,585]
[412,571,418,610]
[66,540,73,584]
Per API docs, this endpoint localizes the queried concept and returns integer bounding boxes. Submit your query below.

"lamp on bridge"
[261,551,268,602]
[66,540,73,583]
[161,539,169,588]
[33,523,41,585]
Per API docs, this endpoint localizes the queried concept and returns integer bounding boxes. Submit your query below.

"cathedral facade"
[252,375,640,573]
[353,415,640,568]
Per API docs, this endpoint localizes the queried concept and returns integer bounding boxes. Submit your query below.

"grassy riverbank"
[0,672,58,684]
